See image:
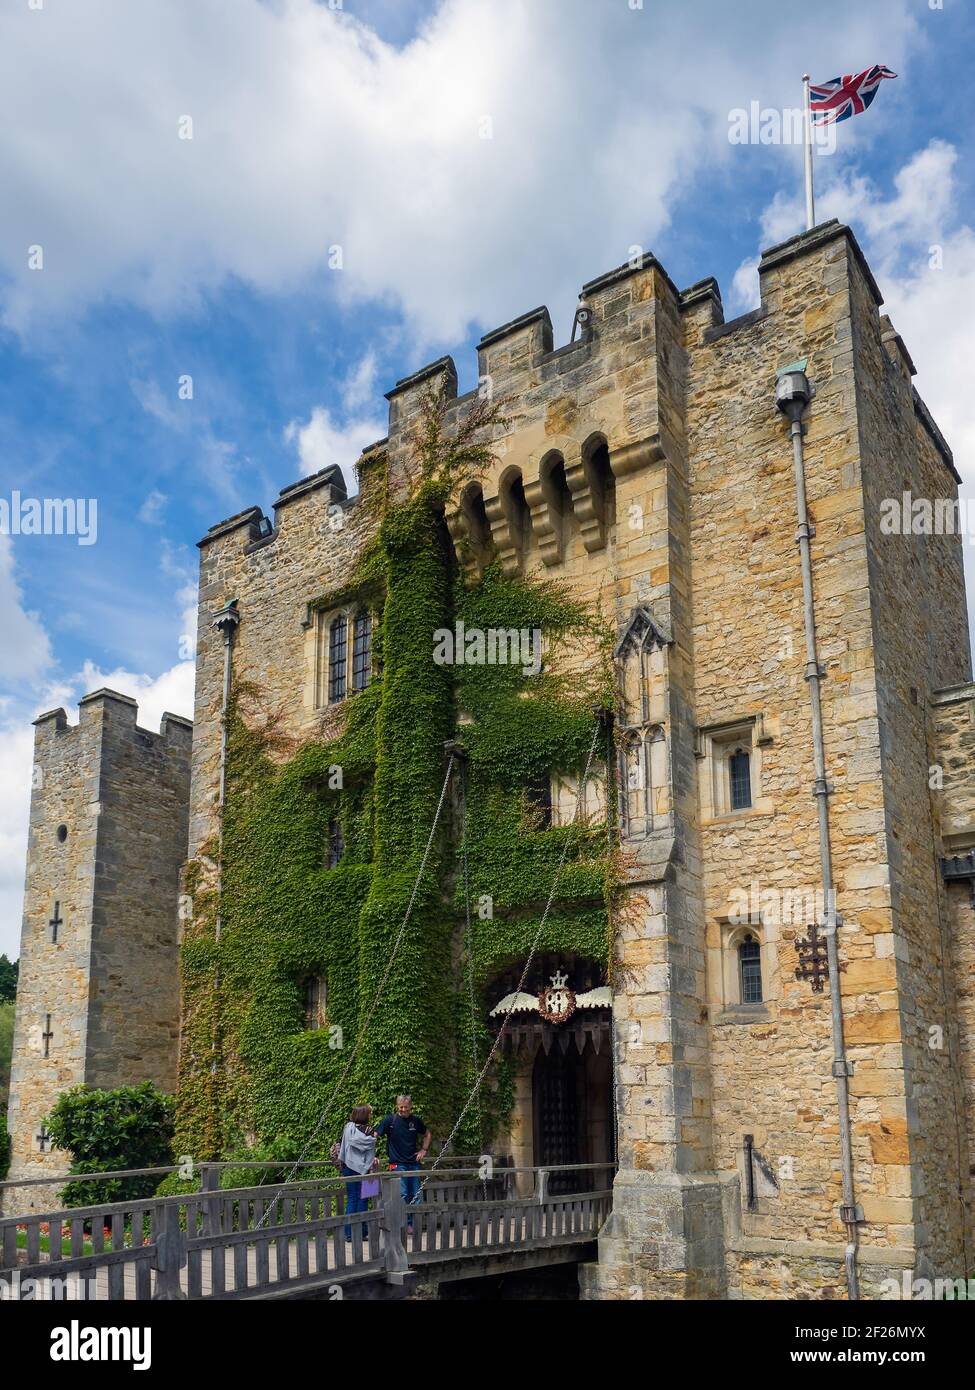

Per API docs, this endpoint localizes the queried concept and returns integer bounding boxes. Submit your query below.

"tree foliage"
[0,953,18,1003]
[0,1000,14,1105]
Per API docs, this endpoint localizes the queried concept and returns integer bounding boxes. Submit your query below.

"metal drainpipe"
[208,603,237,961]
[775,370,861,1301]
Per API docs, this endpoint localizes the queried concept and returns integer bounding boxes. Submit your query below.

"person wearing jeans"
[376,1095,432,1231]
[338,1104,378,1242]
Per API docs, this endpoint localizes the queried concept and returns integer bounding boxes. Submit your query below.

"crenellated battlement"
[197,221,955,590]
[32,688,192,755]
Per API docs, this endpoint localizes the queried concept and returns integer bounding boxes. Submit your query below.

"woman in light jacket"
[339,1104,377,1242]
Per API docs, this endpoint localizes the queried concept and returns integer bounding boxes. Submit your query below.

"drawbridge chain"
[421,716,604,1190]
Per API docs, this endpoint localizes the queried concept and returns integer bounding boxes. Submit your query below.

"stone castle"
[6,219,975,1300]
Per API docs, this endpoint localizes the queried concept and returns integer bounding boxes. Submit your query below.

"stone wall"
[4,691,191,1213]
[185,220,974,1298]
[930,683,975,1251]
[852,256,973,1284]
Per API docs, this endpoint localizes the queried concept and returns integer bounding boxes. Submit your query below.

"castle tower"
[4,690,191,1209]
[183,219,975,1298]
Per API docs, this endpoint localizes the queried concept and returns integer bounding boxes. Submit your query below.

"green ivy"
[176,428,616,1164]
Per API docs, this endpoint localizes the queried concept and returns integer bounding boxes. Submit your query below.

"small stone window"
[729,747,752,811]
[328,616,348,703]
[526,770,607,830]
[712,918,774,1020]
[303,976,328,1030]
[313,606,374,709]
[738,933,763,1004]
[525,775,553,829]
[696,716,771,821]
[326,819,344,869]
[56,824,68,843]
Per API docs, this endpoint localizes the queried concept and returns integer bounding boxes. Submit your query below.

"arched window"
[326,819,344,869]
[622,733,648,838]
[738,933,763,1004]
[729,747,752,811]
[351,611,372,691]
[328,616,347,703]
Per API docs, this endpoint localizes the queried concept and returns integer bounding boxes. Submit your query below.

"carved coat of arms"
[537,969,576,1025]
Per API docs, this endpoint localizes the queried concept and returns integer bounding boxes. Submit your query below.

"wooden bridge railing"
[0,1162,615,1301]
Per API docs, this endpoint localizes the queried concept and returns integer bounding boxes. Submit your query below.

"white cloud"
[283,407,385,489]
[0,0,919,348]
[0,531,197,959]
[342,352,378,412]
[0,713,35,961]
[139,489,168,525]
[728,256,761,316]
[0,536,53,682]
[73,660,196,731]
[159,540,200,660]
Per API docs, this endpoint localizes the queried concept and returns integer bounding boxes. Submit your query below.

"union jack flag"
[809,64,897,125]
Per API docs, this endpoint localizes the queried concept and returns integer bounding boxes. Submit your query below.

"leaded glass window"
[351,611,372,692]
[328,615,347,703]
[739,934,762,1004]
[729,747,752,811]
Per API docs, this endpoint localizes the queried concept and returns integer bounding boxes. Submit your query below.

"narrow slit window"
[328,616,348,703]
[326,819,344,869]
[622,734,647,837]
[729,747,752,811]
[351,611,372,692]
[304,976,328,1030]
[738,934,763,1004]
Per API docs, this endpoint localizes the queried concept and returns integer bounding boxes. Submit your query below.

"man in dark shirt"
[376,1094,432,1225]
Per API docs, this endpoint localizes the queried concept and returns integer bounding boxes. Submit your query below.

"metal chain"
[462,760,483,1154]
[422,719,604,1190]
[254,754,457,1228]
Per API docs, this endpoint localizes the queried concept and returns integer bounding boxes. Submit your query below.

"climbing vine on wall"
[175,387,618,1165]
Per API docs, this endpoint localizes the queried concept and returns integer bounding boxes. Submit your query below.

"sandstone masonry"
[7,217,975,1300]
[4,690,191,1211]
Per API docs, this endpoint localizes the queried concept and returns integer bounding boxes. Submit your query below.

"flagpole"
[802,74,816,230]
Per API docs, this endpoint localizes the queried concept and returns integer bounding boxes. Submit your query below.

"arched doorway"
[487,954,615,1192]
[532,1036,613,1192]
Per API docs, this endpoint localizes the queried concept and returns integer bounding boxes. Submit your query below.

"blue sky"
[1,0,974,957]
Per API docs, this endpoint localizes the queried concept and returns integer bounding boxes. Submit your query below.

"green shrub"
[0,1111,10,1182]
[154,1170,197,1199]
[45,1081,175,1208]
[219,1135,308,1190]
